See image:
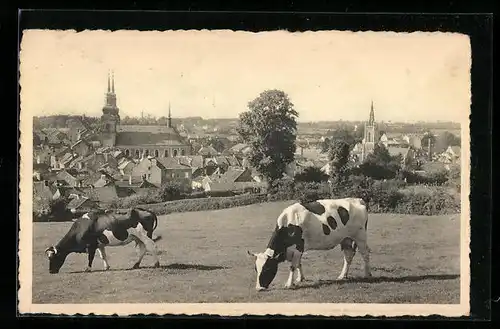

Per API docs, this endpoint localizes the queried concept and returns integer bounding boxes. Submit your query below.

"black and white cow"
[44,207,162,274]
[248,198,372,291]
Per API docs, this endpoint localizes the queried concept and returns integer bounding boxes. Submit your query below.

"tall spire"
[107,70,111,93]
[167,102,172,128]
[111,70,115,93]
[368,100,375,125]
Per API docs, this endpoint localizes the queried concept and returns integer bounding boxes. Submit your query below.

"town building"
[99,71,192,158]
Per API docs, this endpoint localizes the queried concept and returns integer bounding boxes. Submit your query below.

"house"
[209,167,254,184]
[33,181,59,201]
[131,156,192,189]
[177,155,205,178]
[58,186,87,200]
[55,170,80,187]
[446,146,461,158]
[87,186,119,206]
[198,145,218,157]
[41,128,68,147]
[228,143,252,156]
[117,158,136,176]
[70,139,92,157]
[438,146,461,164]
[93,174,115,188]
[66,196,98,214]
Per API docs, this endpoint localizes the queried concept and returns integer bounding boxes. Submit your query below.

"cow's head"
[44,246,68,274]
[247,250,281,291]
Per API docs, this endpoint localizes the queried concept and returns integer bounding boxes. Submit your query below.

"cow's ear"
[129,208,139,220]
[45,246,57,258]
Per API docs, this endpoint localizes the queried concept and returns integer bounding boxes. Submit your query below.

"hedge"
[33,177,461,222]
[134,193,268,216]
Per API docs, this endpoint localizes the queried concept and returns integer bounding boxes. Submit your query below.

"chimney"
[101,174,106,181]
[44,180,49,187]
[151,158,157,166]
[129,175,132,185]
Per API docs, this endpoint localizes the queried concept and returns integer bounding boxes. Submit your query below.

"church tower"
[361,101,379,162]
[167,102,172,128]
[100,70,120,147]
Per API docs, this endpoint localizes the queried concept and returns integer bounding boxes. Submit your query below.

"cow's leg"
[97,246,110,271]
[353,232,372,278]
[141,235,160,268]
[132,239,147,269]
[134,229,160,268]
[285,251,302,288]
[337,238,357,280]
[295,263,305,283]
[86,245,97,272]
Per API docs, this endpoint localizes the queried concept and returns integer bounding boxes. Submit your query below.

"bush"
[402,169,448,185]
[33,197,72,222]
[157,182,184,202]
[136,193,268,216]
[294,166,329,183]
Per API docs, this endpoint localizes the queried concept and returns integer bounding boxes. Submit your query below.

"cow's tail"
[150,212,162,242]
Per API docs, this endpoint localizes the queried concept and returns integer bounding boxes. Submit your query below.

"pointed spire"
[107,70,111,93]
[111,70,115,93]
[368,100,375,125]
[167,102,172,128]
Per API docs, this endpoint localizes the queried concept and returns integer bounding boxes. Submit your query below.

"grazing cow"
[44,207,162,274]
[247,198,372,291]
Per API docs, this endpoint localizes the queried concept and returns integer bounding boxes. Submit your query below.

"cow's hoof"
[84,267,91,273]
[365,273,373,278]
[284,283,294,289]
[132,263,140,269]
[104,266,110,271]
[336,276,347,281]
[153,261,160,268]
[295,277,305,283]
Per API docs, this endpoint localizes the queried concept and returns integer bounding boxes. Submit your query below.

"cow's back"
[299,198,368,251]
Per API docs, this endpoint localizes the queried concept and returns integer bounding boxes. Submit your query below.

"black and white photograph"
[18,29,471,316]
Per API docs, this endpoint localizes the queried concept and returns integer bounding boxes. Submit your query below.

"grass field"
[32,201,461,304]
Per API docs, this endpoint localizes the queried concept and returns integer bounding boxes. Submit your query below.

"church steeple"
[101,70,120,127]
[107,70,111,93]
[368,100,375,126]
[167,102,172,128]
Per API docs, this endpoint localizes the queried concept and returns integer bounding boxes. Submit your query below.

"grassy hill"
[32,201,461,303]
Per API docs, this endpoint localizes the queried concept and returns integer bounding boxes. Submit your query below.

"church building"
[99,72,192,159]
[360,101,380,162]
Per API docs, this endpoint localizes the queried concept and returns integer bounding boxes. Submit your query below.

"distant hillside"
[34,114,460,135]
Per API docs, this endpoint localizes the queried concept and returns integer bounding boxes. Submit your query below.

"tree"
[237,90,298,189]
[359,143,402,180]
[320,137,331,153]
[328,140,351,182]
[421,131,436,148]
[295,166,329,183]
[441,131,461,147]
[321,127,362,154]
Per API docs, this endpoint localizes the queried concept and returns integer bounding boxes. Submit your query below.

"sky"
[20,30,471,123]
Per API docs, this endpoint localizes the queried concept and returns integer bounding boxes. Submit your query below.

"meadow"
[32,201,461,304]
